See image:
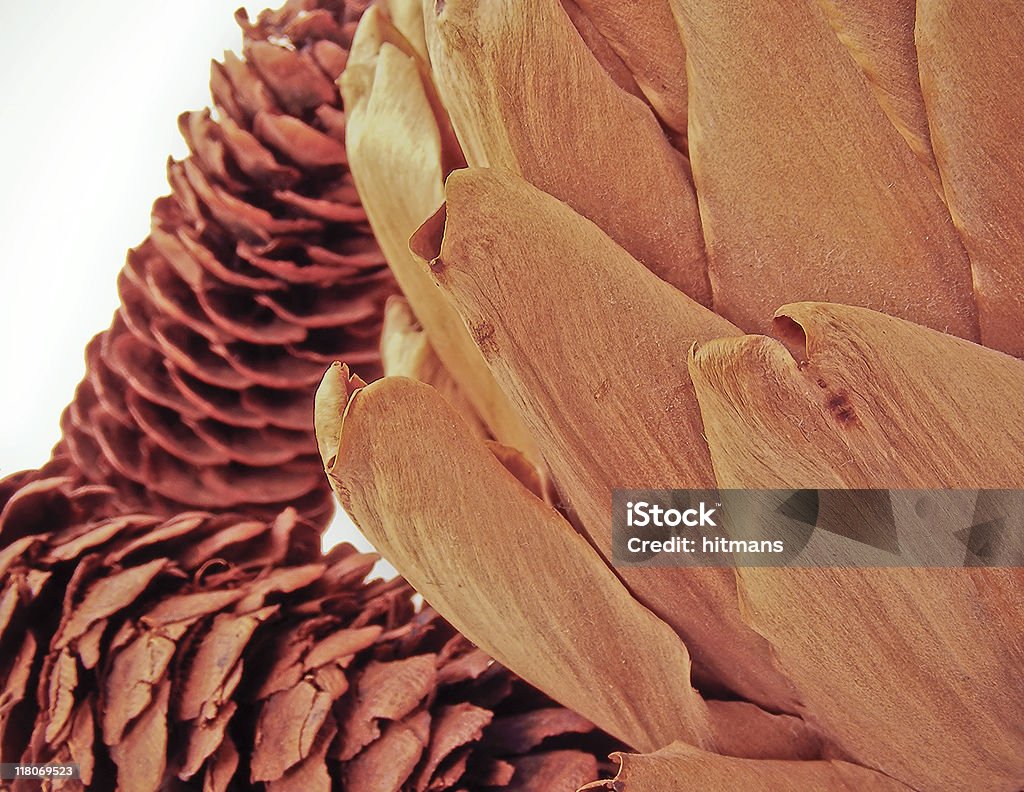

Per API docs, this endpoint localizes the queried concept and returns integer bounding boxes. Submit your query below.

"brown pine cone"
[48,0,395,528]
[0,472,614,791]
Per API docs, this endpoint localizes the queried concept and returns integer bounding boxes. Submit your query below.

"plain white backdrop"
[0,0,373,556]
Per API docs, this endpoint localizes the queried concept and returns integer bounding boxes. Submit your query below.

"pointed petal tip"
[339,5,385,107]
[314,363,366,471]
[331,375,715,753]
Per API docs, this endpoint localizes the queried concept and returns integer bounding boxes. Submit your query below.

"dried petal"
[379,0,430,62]
[688,302,1024,489]
[816,0,939,182]
[341,11,538,461]
[178,606,278,721]
[204,736,240,792]
[572,0,689,141]
[103,631,179,745]
[109,678,170,792]
[560,0,644,100]
[916,1,1024,355]
[321,375,714,752]
[412,703,492,789]
[688,302,1024,789]
[669,0,977,338]
[180,701,238,779]
[484,708,594,754]
[335,655,437,760]
[252,681,338,781]
[343,716,427,791]
[380,296,487,439]
[57,559,167,649]
[506,751,600,792]
[266,717,338,792]
[426,0,710,302]
[422,167,799,710]
[304,625,383,670]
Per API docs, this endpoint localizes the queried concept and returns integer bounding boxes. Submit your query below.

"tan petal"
[689,302,1024,488]
[559,0,645,100]
[56,558,167,649]
[421,167,800,711]
[411,703,493,789]
[572,0,689,142]
[103,630,179,745]
[314,364,366,470]
[485,441,549,502]
[688,302,1024,789]
[335,655,438,761]
[319,374,714,753]
[484,708,594,754]
[705,700,820,762]
[67,696,96,786]
[0,634,37,749]
[204,736,240,792]
[579,742,911,791]
[45,648,78,743]
[177,606,278,722]
[252,680,340,782]
[425,0,710,303]
[340,11,538,462]
[180,701,238,780]
[917,2,1024,356]
[380,296,488,439]
[669,0,977,338]
[816,0,940,184]
[346,5,462,174]
[265,717,338,792]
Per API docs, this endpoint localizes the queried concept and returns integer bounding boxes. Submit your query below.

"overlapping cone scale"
[49,0,397,528]
[0,470,612,790]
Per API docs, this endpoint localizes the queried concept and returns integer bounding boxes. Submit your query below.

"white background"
[0,1,373,557]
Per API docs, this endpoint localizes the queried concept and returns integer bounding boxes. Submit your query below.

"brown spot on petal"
[826,391,859,426]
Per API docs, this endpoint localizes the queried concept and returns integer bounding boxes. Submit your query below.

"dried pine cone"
[49,0,394,528]
[0,472,613,790]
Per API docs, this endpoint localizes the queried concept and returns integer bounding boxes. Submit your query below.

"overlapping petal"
[340,6,539,462]
[579,741,911,792]
[669,0,977,338]
[420,167,800,710]
[689,303,1024,789]
[917,1,1024,355]
[317,372,714,753]
[425,0,710,303]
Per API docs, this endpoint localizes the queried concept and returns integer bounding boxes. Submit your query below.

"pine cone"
[50,0,395,527]
[0,471,613,790]
[319,1,1024,790]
